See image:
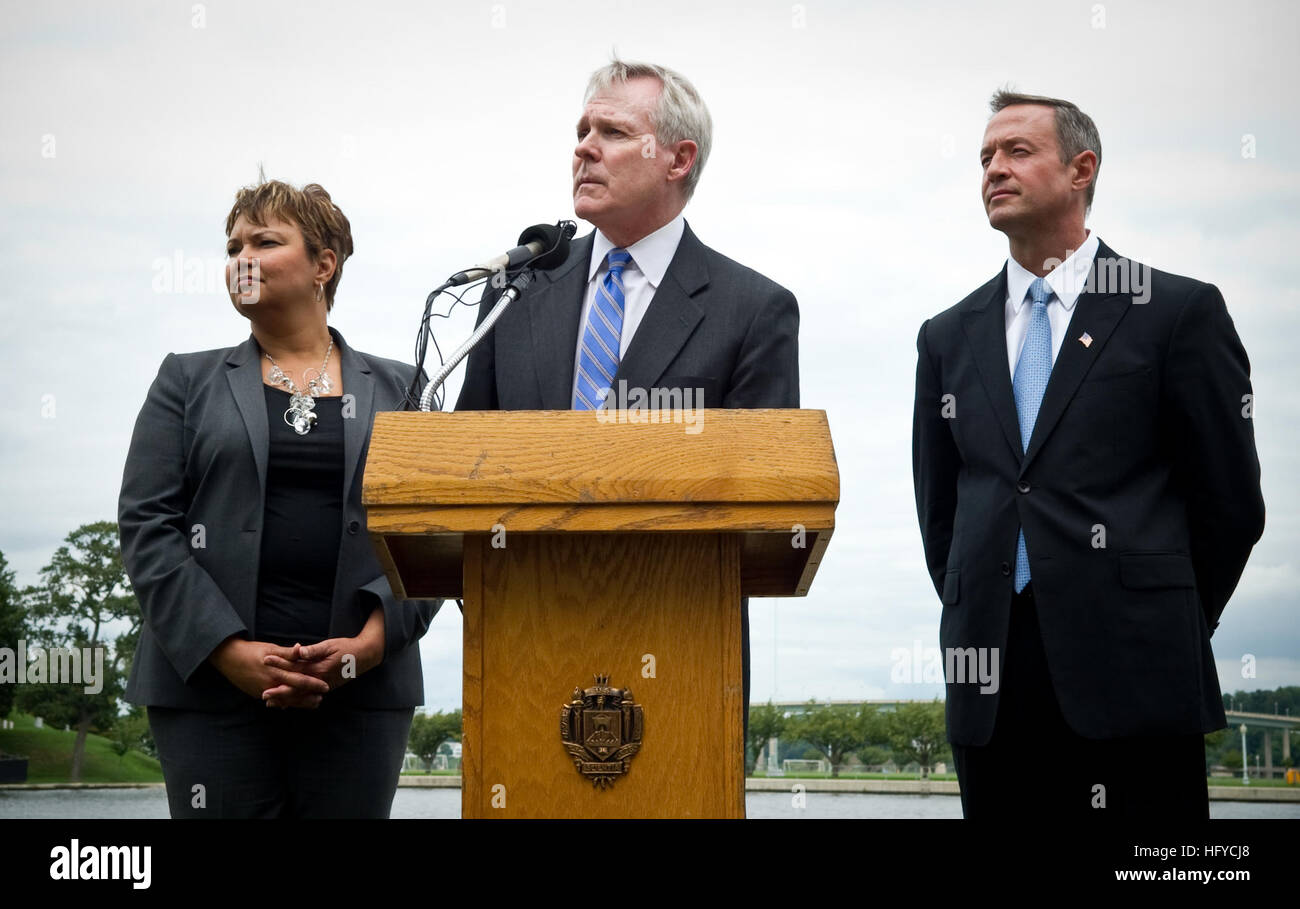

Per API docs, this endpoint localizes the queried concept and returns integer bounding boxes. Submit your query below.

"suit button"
[1000,561,1012,576]
[347,520,360,535]
[1016,481,1031,494]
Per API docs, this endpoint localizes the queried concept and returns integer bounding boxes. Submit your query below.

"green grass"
[0,712,162,784]
[1207,776,1294,788]
[750,771,959,781]
[399,769,460,776]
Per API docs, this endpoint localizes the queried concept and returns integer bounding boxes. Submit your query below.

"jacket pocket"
[1072,366,1152,401]
[942,569,960,605]
[1118,552,1196,589]
[657,375,719,409]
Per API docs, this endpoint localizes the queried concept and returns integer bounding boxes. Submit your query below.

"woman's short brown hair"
[224,180,354,311]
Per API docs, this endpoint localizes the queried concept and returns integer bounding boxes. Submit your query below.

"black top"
[255,384,345,646]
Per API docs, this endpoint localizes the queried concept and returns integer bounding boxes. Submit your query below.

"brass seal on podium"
[560,674,644,788]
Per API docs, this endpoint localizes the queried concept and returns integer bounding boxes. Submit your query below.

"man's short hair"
[990,88,1102,210]
[585,57,713,201]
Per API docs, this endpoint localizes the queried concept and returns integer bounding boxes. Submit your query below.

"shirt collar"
[588,212,687,287]
[1006,230,1101,313]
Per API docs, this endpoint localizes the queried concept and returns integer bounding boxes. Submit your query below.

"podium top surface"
[364,409,838,507]
[362,409,838,598]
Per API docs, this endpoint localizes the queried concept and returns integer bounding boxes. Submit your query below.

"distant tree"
[0,551,24,719]
[1222,748,1243,771]
[16,522,139,781]
[745,701,787,775]
[114,618,142,687]
[887,700,948,778]
[407,713,429,769]
[857,704,891,755]
[1202,728,1230,770]
[789,744,824,761]
[108,706,155,761]
[857,744,893,768]
[410,709,462,772]
[787,701,865,778]
[1223,685,1300,717]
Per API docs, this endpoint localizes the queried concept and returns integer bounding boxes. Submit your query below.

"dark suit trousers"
[148,699,413,818]
[951,584,1208,821]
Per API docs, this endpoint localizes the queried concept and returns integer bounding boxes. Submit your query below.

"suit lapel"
[333,327,375,499]
[1020,243,1132,473]
[527,232,592,409]
[613,221,706,395]
[226,336,269,499]
[960,270,1023,463]
[226,327,374,502]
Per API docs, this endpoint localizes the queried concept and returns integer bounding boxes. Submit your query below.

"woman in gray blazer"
[117,179,440,818]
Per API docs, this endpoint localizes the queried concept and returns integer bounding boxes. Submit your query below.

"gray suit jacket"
[118,326,441,710]
[455,222,799,410]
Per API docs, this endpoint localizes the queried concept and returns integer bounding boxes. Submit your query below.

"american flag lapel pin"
[1079,332,1093,348]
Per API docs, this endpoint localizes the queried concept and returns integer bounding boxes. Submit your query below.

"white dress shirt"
[571,213,687,406]
[1004,231,1101,378]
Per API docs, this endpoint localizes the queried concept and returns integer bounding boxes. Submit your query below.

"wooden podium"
[362,409,838,818]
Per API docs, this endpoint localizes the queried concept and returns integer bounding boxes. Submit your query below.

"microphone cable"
[402,224,574,412]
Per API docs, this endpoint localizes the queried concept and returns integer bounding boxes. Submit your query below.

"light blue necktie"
[574,248,632,410]
[1011,276,1053,592]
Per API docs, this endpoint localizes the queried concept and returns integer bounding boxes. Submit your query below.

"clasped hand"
[261,637,378,708]
[211,621,383,710]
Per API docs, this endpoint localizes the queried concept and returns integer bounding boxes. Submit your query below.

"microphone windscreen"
[519,221,577,271]
[517,222,558,248]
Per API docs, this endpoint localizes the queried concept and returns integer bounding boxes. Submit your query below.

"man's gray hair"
[585,58,713,200]
[990,88,1102,210]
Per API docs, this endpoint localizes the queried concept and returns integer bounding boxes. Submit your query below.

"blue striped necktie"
[574,248,632,410]
[1011,276,1052,592]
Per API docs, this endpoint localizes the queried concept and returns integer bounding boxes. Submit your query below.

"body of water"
[2,787,1297,819]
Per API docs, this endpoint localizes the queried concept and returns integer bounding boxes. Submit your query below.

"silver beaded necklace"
[264,338,334,435]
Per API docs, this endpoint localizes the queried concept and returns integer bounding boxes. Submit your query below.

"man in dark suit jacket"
[456,60,800,744]
[912,90,1264,819]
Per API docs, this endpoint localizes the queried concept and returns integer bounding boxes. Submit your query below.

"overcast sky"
[2,0,1296,712]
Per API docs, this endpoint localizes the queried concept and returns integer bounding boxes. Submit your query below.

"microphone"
[448,221,577,286]
[419,221,577,411]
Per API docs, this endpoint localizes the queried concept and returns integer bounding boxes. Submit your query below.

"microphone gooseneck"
[416,221,576,412]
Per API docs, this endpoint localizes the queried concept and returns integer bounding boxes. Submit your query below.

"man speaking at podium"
[456,58,800,739]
